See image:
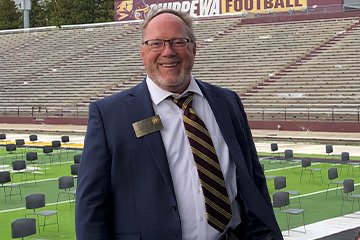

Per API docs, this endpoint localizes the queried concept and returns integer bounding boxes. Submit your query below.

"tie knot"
[171,93,193,111]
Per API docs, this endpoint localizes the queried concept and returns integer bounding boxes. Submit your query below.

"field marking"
[0,200,73,213]
[288,182,360,200]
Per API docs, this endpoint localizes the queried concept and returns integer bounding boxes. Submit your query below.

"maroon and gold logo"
[115,0,150,21]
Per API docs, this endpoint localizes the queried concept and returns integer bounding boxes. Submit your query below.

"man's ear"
[140,45,146,63]
[192,42,197,56]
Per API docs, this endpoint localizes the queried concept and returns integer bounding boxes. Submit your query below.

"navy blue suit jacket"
[75,79,283,240]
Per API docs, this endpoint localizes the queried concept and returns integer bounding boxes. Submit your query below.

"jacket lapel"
[126,80,176,197]
[197,81,245,166]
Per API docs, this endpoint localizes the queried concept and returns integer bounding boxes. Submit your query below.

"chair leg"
[299,169,304,183]
[65,144,70,157]
[326,184,330,199]
[36,215,41,234]
[56,193,60,209]
[285,213,290,235]
[335,184,339,196]
[68,193,72,208]
[57,213,60,231]
[32,171,37,186]
[302,212,306,233]
[43,216,47,231]
[19,186,22,200]
[320,171,323,183]
[309,171,314,183]
[3,187,7,204]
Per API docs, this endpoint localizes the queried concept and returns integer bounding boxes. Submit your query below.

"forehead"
[143,13,187,39]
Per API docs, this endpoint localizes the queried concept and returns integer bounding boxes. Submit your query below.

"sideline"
[0,200,73,213]
[283,211,360,240]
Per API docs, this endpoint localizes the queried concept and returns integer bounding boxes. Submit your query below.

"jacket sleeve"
[232,91,272,206]
[75,102,114,240]
[231,92,283,239]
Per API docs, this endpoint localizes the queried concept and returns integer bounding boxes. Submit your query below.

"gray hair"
[140,8,196,43]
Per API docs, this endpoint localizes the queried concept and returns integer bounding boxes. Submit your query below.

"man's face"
[140,13,196,94]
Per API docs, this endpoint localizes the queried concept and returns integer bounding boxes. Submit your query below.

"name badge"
[132,115,163,138]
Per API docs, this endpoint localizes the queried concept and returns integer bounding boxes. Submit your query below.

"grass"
[1,147,360,239]
[263,158,360,231]
[258,151,360,161]
[0,147,81,239]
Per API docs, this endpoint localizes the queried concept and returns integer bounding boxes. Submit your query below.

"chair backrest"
[11,218,36,238]
[274,176,286,190]
[326,144,333,154]
[52,140,61,148]
[73,154,81,164]
[29,134,38,142]
[61,136,70,143]
[6,144,16,152]
[302,159,311,168]
[59,176,74,190]
[284,149,293,159]
[273,191,290,208]
[0,171,11,185]
[0,133,6,140]
[43,146,53,154]
[25,193,46,210]
[271,143,278,152]
[328,168,339,181]
[26,152,38,162]
[343,179,354,194]
[12,160,26,171]
[71,164,79,176]
[15,139,25,147]
[341,152,350,163]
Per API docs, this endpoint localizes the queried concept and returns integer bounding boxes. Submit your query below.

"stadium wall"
[0,117,38,124]
[0,117,87,125]
[250,121,360,132]
[2,117,360,133]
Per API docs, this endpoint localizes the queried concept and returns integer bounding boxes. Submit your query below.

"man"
[75,8,283,240]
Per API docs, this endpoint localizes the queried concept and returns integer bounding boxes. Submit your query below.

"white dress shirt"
[146,76,241,240]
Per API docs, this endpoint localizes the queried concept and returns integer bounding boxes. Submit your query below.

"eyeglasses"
[143,38,192,51]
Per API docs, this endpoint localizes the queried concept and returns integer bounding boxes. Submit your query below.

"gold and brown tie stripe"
[172,93,232,232]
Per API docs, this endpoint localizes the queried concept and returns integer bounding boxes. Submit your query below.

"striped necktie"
[172,93,232,232]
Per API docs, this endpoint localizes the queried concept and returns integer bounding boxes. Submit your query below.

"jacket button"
[171,205,177,212]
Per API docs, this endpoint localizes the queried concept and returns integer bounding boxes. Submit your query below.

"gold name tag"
[132,115,164,138]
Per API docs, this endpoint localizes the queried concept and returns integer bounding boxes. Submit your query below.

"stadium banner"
[115,0,311,20]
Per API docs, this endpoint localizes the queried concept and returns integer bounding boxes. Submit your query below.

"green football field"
[1,147,360,239]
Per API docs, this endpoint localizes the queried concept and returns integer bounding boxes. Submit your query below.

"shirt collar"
[146,75,203,105]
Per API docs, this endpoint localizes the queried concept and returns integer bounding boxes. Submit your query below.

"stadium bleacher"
[242,18,360,121]
[0,11,359,123]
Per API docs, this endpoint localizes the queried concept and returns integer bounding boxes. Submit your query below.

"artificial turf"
[1,148,360,239]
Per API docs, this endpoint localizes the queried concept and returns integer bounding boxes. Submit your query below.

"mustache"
[157,57,181,64]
